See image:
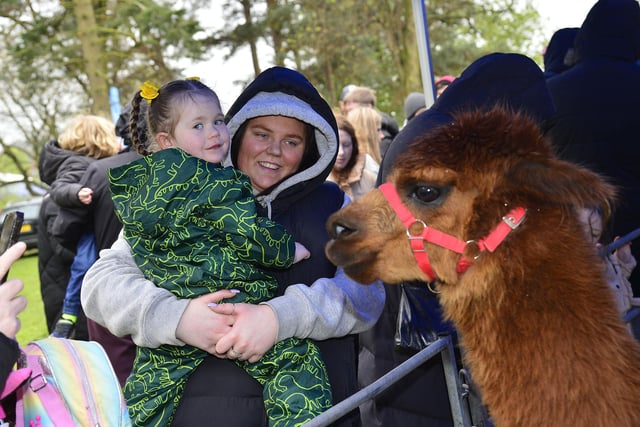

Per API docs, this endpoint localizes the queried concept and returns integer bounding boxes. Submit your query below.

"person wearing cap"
[361,52,557,426]
[403,92,427,126]
[82,66,384,426]
[546,0,640,295]
[338,83,357,114]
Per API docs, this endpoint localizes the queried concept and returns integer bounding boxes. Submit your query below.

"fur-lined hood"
[224,67,338,217]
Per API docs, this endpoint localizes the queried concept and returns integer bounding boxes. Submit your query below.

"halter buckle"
[502,211,526,229]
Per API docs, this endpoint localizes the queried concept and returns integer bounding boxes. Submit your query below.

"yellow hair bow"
[140,81,159,103]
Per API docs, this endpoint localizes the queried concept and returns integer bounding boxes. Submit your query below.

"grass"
[7,249,49,344]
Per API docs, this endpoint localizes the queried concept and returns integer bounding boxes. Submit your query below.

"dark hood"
[225,66,338,217]
[574,0,640,62]
[38,140,73,186]
[378,52,556,183]
[544,27,579,77]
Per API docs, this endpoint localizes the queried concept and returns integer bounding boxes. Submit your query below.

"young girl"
[109,78,331,427]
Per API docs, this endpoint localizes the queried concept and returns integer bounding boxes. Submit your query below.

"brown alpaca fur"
[326,107,640,426]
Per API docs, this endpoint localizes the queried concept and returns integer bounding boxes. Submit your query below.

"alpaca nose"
[327,216,357,239]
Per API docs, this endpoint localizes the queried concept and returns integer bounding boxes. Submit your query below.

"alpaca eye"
[411,185,443,204]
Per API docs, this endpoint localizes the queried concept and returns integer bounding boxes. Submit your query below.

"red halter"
[378,183,527,281]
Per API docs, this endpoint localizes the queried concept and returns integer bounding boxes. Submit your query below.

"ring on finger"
[231,303,236,314]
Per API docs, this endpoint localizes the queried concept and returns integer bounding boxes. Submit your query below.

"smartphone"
[0,211,24,283]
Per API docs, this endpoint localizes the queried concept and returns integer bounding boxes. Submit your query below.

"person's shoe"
[51,318,76,339]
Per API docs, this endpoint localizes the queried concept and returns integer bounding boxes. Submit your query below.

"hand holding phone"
[0,211,24,283]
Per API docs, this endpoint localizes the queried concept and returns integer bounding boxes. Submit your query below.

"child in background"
[109,78,331,426]
[44,114,122,338]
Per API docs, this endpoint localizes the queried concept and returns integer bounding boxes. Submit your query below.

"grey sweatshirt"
[81,229,385,348]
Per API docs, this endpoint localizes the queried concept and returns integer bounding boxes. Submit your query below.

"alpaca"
[325,107,640,426]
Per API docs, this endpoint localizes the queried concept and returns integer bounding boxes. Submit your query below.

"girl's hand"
[293,242,310,264]
[210,303,278,363]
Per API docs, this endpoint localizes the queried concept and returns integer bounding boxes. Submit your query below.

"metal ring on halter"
[465,239,482,260]
[406,219,427,237]
[427,280,440,294]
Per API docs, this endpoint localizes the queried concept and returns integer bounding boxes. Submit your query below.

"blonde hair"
[58,114,121,159]
[347,107,382,164]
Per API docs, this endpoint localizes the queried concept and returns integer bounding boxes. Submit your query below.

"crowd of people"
[2,0,639,425]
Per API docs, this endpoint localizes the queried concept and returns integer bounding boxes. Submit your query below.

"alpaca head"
[326,106,615,292]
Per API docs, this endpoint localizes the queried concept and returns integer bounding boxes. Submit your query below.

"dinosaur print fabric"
[109,148,332,426]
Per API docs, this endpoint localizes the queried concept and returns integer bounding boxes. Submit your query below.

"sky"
[184,0,599,110]
[534,0,596,40]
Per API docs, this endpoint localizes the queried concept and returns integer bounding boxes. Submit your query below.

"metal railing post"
[304,336,471,426]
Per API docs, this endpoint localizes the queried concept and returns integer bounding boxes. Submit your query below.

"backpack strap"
[15,354,77,427]
[0,367,31,419]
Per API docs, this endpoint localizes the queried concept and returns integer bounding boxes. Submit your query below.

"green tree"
[0,0,214,200]
[211,0,542,120]
[0,0,544,202]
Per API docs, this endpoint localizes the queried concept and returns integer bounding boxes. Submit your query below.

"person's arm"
[81,235,237,351]
[0,242,27,389]
[81,236,188,347]
[267,268,385,341]
[212,269,385,362]
[49,157,89,208]
[268,190,384,339]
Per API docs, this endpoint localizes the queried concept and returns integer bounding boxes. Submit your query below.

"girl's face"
[159,96,229,164]
[236,115,307,193]
[334,129,353,171]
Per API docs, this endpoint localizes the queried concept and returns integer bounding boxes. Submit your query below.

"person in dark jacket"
[546,0,640,293]
[38,115,121,340]
[543,27,579,78]
[53,147,141,386]
[81,67,385,427]
[51,100,143,386]
[364,52,557,427]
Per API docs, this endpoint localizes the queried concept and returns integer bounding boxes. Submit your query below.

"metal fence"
[305,335,473,427]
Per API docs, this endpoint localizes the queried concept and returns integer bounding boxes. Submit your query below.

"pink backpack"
[1,337,130,426]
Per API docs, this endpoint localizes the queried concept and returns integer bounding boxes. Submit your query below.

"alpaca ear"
[506,158,616,217]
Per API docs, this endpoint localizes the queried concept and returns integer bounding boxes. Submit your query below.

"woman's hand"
[175,289,239,356]
[209,303,278,363]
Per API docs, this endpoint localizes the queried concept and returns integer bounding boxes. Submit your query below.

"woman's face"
[334,129,353,171]
[237,115,307,193]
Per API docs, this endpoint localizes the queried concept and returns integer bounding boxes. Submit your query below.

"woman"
[81,66,385,426]
[327,115,377,200]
